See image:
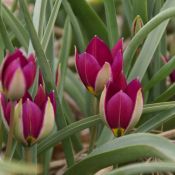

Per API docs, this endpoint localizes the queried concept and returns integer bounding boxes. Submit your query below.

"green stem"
[4,101,15,159]
[88,99,99,152]
[124,7,175,72]
[24,147,32,163]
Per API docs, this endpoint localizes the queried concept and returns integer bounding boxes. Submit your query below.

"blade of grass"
[103,0,119,48]
[124,1,175,76]
[41,0,62,52]
[2,5,29,50]
[154,83,175,102]
[0,0,14,52]
[68,0,108,42]
[58,17,72,99]
[38,115,103,154]
[63,0,85,52]
[144,55,175,91]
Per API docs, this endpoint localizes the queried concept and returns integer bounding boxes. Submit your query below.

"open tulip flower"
[102,75,143,137]
[0,84,56,146]
[0,49,36,100]
[75,36,123,96]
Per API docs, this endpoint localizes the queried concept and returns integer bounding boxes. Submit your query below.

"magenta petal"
[1,49,23,81]
[76,50,101,88]
[3,59,21,89]
[48,91,56,115]
[106,91,133,129]
[34,85,47,110]
[23,61,36,88]
[22,92,32,103]
[112,51,123,81]
[5,102,12,125]
[22,99,43,139]
[111,38,123,58]
[86,36,113,66]
[126,78,142,102]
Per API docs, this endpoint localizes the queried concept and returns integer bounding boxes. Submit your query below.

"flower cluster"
[0,49,56,146]
[76,36,143,136]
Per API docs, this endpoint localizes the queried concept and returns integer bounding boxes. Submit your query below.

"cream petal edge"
[38,98,55,141]
[125,89,143,133]
[95,62,112,94]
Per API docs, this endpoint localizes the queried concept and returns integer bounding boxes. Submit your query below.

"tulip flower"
[102,75,143,137]
[0,49,36,100]
[75,36,123,96]
[0,85,56,146]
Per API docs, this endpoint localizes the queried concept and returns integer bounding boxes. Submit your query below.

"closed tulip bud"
[0,49,36,100]
[75,36,123,96]
[0,84,56,146]
[132,15,143,36]
[101,75,143,137]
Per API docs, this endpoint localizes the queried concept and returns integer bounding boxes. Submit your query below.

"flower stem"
[4,101,15,159]
[88,98,99,152]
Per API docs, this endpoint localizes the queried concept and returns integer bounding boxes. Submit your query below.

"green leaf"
[0,1,14,52]
[0,160,41,174]
[136,108,175,132]
[143,101,175,114]
[2,5,29,50]
[122,0,133,27]
[41,0,62,52]
[58,18,72,99]
[154,83,175,102]
[63,0,85,52]
[132,0,148,23]
[144,55,175,91]
[65,133,175,175]
[124,1,175,76]
[38,115,103,154]
[106,162,175,175]
[68,0,108,43]
[103,0,119,48]
[28,0,47,53]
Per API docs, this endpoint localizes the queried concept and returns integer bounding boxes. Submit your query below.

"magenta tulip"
[0,85,56,146]
[75,36,123,96]
[0,49,36,100]
[102,75,143,137]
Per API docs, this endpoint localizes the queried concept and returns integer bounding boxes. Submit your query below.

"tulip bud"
[0,49,36,100]
[132,15,143,36]
[102,76,143,137]
[0,84,56,146]
[75,36,123,96]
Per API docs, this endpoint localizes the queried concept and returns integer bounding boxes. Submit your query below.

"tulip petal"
[3,59,21,88]
[106,90,133,129]
[7,68,26,100]
[48,91,56,115]
[14,100,27,144]
[99,87,107,122]
[111,38,123,58]
[34,84,47,110]
[126,78,142,102]
[105,74,127,103]
[125,89,143,132]
[1,49,23,81]
[86,36,113,66]
[38,97,55,140]
[22,99,43,144]
[112,51,123,81]
[75,50,101,90]
[95,62,112,94]
[23,59,36,88]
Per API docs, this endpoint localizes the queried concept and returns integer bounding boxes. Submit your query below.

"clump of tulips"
[0,49,56,148]
[76,36,143,136]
